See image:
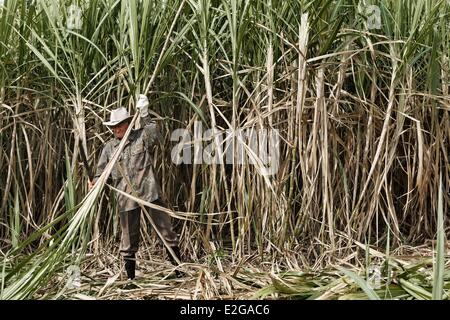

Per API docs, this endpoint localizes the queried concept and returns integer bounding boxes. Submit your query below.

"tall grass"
[0,0,449,299]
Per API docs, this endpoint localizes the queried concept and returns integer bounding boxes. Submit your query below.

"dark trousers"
[119,199,179,258]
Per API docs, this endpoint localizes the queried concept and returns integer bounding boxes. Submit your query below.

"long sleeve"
[141,114,162,148]
[93,143,110,184]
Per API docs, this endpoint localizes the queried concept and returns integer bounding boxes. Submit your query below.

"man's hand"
[136,94,149,117]
[88,179,95,191]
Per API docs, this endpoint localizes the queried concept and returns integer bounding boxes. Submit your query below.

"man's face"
[111,121,129,140]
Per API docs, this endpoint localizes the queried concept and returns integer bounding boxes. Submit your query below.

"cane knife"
[79,145,94,181]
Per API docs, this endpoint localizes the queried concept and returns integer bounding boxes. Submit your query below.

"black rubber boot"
[167,246,181,264]
[166,246,184,278]
[124,255,136,280]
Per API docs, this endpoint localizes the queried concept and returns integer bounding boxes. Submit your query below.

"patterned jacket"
[94,115,162,211]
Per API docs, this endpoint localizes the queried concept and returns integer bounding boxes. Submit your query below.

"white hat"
[102,107,133,126]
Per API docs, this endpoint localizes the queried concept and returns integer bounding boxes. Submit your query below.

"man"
[89,95,181,280]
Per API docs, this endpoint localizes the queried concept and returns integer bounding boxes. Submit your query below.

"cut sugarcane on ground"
[27,242,450,300]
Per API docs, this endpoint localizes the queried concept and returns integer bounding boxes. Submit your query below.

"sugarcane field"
[0,0,449,302]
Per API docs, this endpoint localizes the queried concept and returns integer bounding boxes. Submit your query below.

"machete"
[79,145,94,181]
